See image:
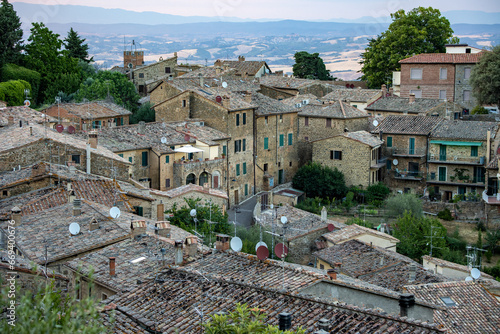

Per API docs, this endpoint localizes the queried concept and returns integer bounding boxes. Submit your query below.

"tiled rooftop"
[372,115,443,135]
[42,101,132,119]
[220,60,268,76]
[0,124,130,164]
[366,96,442,114]
[166,121,230,146]
[0,250,68,281]
[177,66,237,79]
[399,53,483,64]
[102,268,444,333]
[260,76,330,90]
[0,106,57,126]
[0,201,130,264]
[430,120,498,141]
[422,256,494,279]
[251,92,299,116]
[65,236,175,293]
[323,223,399,244]
[344,130,383,147]
[281,94,323,106]
[322,88,382,103]
[405,281,500,334]
[258,205,346,241]
[150,183,228,200]
[298,100,369,119]
[314,239,449,292]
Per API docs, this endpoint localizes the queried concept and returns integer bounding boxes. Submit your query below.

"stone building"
[312,130,384,188]
[321,87,382,112]
[321,223,399,251]
[131,55,178,95]
[0,124,130,181]
[215,56,271,78]
[41,101,131,131]
[0,106,57,128]
[366,95,443,118]
[372,115,443,194]
[259,76,336,99]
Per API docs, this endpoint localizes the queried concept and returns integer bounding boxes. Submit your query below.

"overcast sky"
[11,0,500,20]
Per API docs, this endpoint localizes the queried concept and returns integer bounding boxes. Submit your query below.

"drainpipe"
[486,130,491,165]
[86,143,91,174]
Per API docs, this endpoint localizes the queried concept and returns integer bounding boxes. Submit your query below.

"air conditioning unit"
[197,121,205,127]
[295,103,302,108]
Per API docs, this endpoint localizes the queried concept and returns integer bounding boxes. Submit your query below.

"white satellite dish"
[69,222,80,236]
[373,119,379,127]
[110,206,121,219]
[230,237,242,252]
[280,216,288,224]
[161,137,167,144]
[393,159,399,166]
[465,276,473,282]
[190,209,197,217]
[471,268,481,279]
[222,82,228,88]
[255,241,268,252]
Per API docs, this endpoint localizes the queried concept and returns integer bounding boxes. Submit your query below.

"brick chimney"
[409,263,416,282]
[222,96,230,109]
[174,240,183,265]
[89,217,99,231]
[321,206,327,222]
[7,116,14,126]
[88,131,98,149]
[131,220,147,237]
[244,91,252,104]
[238,55,245,62]
[399,293,415,317]
[156,203,165,221]
[155,221,171,238]
[73,199,82,216]
[184,236,198,257]
[109,257,116,276]
[409,93,415,104]
[389,87,393,96]
[138,121,146,135]
[317,318,330,331]
[327,269,337,280]
[215,234,230,251]
[199,73,204,87]
[381,84,387,97]
[11,207,21,227]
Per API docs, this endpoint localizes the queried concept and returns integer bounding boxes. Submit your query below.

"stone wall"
[298,116,369,142]
[259,85,295,100]
[287,227,329,265]
[150,82,181,106]
[133,57,177,95]
[0,266,69,296]
[154,91,191,123]
[422,200,485,221]
[173,157,226,189]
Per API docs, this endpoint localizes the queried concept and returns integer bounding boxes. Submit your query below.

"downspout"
[486,130,491,165]
[253,110,257,196]
[86,143,91,174]
[226,138,230,208]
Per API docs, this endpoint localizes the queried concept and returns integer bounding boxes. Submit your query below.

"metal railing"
[427,154,485,165]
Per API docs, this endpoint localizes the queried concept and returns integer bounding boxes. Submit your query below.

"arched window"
[199,172,209,187]
[186,173,196,185]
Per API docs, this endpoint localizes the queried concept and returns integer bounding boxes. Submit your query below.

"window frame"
[410,68,423,80]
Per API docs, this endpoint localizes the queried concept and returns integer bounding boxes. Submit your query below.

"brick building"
[312,130,384,187]
[366,95,443,118]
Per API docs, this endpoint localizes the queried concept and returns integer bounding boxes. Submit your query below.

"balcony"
[393,170,425,180]
[427,154,485,166]
[483,190,500,204]
[426,173,485,185]
[371,156,387,169]
[385,147,426,158]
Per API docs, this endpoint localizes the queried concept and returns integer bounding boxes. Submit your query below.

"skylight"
[440,296,456,307]
[130,257,147,264]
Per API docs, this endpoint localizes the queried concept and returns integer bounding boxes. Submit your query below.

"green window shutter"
[118,154,124,158]
[264,137,269,150]
[245,184,248,196]
[142,152,148,166]
[243,162,247,175]
[242,139,246,151]
[386,159,392,170]
[471,146,478,157]
[243,113,246,125]
[279,134,284,147]
[236,164,240,176]
[120,117,124,126]
[223,145,227,156]
[236,114,240,126]
[409,138,415,155]
[438,167,446,181]
[166,156,170,163]
[288,133,293,146]
[387,136,392,148]
[128,157,132,163]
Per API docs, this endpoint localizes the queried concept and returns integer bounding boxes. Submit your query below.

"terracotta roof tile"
[0,106,57,126]
[323,224,400,244]
[299,101,369,119]
[372,115,443,135]
[430,120,499,141]
[366,97,442,114]
[399,53,483,64]
[42,101,132,120]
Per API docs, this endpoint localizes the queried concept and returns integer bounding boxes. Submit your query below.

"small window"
[72,155,81,164]
[440,68,447,80]
[243,162,247,175]
[386,159,392,170]
[242,139,246,151]
[330,150,342,160]
[245,184,248,196]
[102,293,108,301]
[326,118,332,128]
[166,156,170,164]
[3,190,8,196]
[118,154,124,158]
[439,90,446,100]
[236,164,240,176]
[264,163,268,172]
[463,90,471,102]
[265,116,268,124]
[319,264,324,269]
[471,146,478,157]
[182,100,187,107]
[242,113,246,125]
[128,157,133,163]
[234,140,241,153]
[165,67,171,73]
[387,136,393,148]
[139,73,144,78]
[288,133,293,146]
[141,151,148,167]
[279,114,283,122]
[289,161,292,167]
[305,116,309,126]
[464,67,471,79]
[353,104,358,108]
[410,68,422,80]
[440,296,456,307]
[304,136,309,141]
[166,179,170,188]
[236,114,240,126]
[134,206,144,216]
[264,137,269,150]
[279,134,284,147]
[223,145,227,156]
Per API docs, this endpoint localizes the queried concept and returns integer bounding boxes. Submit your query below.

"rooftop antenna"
[425,225,444,257]
[466,245,486,269]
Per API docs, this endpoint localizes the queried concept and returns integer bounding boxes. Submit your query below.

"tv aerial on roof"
[67,125,76,134]
[161,137,167,144]
[257,245,269,261]
[69,222,80,236]
[56,124,64,133]
[230,236,242,252]
[110,206,121,219]
[327,223,335,232]
[280,216,288,224]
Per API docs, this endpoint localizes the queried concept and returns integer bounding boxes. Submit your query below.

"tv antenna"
[466,245,486,269]
[425,225,444,257]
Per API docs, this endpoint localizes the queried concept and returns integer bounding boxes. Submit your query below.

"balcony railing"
[385,147,427,157]
[427,173,485,184]
[393,170,425,180]
[428,154,485,165]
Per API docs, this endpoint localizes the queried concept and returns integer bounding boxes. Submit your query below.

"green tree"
[64,27,93,63]
[0,0,23,72]
[0,277,105,333]
[470,45,500,107]
[130,102,155,123]
[384,193,423,218]
[203,303,305,333]
[365,182,391,207]
[1,63,40,102]
[75,70,140,111]
[360,7,454,88]
[0,79,30,106]
[292,162,348,200]
[393,211,448,260]
[292,51,335,81]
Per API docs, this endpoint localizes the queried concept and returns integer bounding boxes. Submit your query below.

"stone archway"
[199,172,209,187]
[186,173,196,185]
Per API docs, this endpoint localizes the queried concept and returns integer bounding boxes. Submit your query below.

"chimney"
[278,313,292,331]
[399,293,415,317]
[199,73,204,87]
[215,67,222,75]
[138,121,146,135]
[381,84,387,97]
[131,220,147,238]
[155,222,171,238]
[317,318,330,331]
[174,240,183,265]
[174,52,178,58]
[68,189,76,204]
[109,257,116,276]
[327,269,337,280]
[157,203,165,221]
[11,207,22,227]
[409,263,416,282]
[242,72,248,79]
[184,236,198,257]
[244,91,252,104]
[321,206,327,222]
[389,87,393,96]
[214,59,222,67]
[222,96,230,109]
[88,130,98,149]
[215,234,230,251]
[73,198,82,216]
[409,93,415,104]
[89,217,99,231]
[7,116,14,126]
[238,55,245,62]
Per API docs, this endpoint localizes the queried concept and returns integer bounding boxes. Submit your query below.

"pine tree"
[0,0,23,69]
[64,27,93,63]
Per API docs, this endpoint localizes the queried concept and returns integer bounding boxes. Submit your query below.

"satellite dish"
[255,241,268,252]
[373,119,379,127]
[24,100,31,107]
[465,276,473,282]
[161,137,167,144]
[109,206,121,219]
[67,126,75,134]
[56,124,64,133]
[471,268,481,279]
[190,209,197,217]
[327,224,335,232]
[274,243,288,258]
[222,82,228,88]
[257,245,269,261]
[230,237,242,252]
[280,216,288,224]
[216,96,222,103]
[69,222,80,236]
[393,159,399,166]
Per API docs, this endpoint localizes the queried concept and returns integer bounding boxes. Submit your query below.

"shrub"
[437,208,453,221]
[0,79,31,106]
[2,63,41,104]
[384,193,423,218]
